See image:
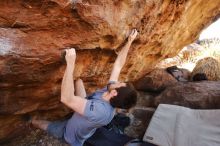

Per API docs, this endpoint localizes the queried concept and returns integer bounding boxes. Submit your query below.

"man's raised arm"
[109,29,138,82]
[61,49,87,115]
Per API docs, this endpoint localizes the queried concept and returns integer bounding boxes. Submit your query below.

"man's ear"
[110,89,118,97]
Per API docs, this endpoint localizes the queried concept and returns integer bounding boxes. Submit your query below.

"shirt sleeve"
[83,100,107,123]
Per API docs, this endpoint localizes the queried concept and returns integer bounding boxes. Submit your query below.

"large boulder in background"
[191,57,220,81]
[155,81,220,109]
[0,0,220,143]
[133,68,178,92]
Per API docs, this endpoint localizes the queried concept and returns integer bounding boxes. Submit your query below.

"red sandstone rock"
[133,69,178,92]
[155,81,220,109]
[0,0,220,143]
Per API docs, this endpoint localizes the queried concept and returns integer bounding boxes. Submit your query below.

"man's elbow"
[60,98,65,104]
[60,96,76,107]
[60,96,69,105]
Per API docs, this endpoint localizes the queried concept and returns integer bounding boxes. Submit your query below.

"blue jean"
[47,120,68,142]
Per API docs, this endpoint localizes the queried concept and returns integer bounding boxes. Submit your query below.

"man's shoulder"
[84,99,114,123]
[93,100,113,112]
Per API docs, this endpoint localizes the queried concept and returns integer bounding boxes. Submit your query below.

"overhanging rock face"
[0,0,220,143]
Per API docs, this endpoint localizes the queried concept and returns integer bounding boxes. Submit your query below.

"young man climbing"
[31,29,138,146]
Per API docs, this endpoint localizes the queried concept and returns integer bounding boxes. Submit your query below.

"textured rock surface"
[0,0,220,143]
[191,57,220,81]
[133,68,178,92]
[123,92,157,139]
[155,81,220,109]
[179,68,191,81]
[136,91,157,108]
[125,107,155,139]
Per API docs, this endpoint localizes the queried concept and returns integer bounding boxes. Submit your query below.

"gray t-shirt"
[64,85,115,146]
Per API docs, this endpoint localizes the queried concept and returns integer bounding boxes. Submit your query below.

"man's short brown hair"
[109,82,137,109]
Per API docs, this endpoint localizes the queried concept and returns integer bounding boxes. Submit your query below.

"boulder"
[155,81,220,109]
[191,57,220,81]
[179,68,191,81]
[133,69,178,92]
[136,91,157,108]
[125,107,155,139]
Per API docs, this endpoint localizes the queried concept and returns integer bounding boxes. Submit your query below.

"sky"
[199,18,220,40]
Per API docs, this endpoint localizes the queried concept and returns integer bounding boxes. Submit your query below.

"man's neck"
[102,92,111,102]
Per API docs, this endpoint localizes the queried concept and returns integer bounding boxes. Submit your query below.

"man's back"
[64,87,115,146]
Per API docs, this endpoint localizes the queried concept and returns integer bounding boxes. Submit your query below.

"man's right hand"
[65,48,76,70]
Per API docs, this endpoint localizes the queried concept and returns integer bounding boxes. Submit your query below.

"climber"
[31,29,138,146]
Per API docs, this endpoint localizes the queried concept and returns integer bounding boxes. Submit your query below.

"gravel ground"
[4,128,70,146]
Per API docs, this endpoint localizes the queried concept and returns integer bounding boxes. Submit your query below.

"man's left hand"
[128,29,138,43]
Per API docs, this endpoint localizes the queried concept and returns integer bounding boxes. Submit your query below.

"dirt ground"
[3,128,69,146]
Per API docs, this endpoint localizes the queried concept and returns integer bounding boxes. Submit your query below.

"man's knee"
[75,78,83,84]
[75,78,84,87]
[31,119,51,131]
